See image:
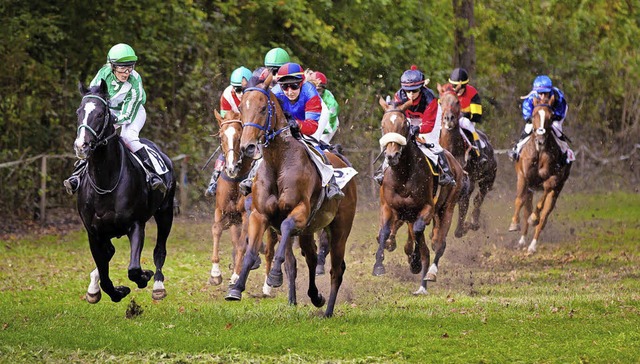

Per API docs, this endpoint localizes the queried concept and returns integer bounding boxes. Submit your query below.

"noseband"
[379,109,409,148]
[77,94,118,151]
[242,87,288,146]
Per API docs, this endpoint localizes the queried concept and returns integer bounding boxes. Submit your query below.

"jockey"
[205,66,252,196]
[270,62,344,200]
[447,67,487,164]
[374,66,456,186]
[309,71,340,144]
[64,43,166,195]
[508,75,569,162]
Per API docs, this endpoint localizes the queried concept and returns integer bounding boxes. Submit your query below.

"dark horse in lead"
[73,81,175,303]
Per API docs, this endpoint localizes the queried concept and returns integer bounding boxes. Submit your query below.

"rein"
[86,140,126,195]
[77,94,118,151]
[242,87,289,146]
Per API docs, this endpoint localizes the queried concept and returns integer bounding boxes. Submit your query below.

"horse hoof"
[508,222,519,232]
[110,286,131,302]
[413,286,428,295]
[85,291,101,304]
[266,272,283,288]
[409,263,421,275]
[372,264,386,276]
[225,289,242,301]
[527,215,539,226]
[384,239,397,252]
[311,294,326,308]
[152,289,167,300]
[315,264,325,276]
[454,229,464,238]
[209,275,223,286]
[425,272,437,282]
[470,223,480,231]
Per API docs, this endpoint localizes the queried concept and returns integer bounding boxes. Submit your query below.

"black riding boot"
[373,164,384,186]
[63,159,87,195]
[135,149,167,194]
[238,160,260,196]
[437,152,456,186]
[326,175,345,200]
[508,128,531,162]
[474,140,488,164]
[205,170,222,197]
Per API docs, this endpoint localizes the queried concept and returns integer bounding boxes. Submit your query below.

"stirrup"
[149,175,167,194]
[438,173,456,187]
[373,173,384,186]
[205,182,217,197]
[238,179,253,196]
[326,183,345,200]
[508,149,518,162]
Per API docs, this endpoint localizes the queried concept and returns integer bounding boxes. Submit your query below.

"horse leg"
[300,233,326,308]
[209,208,224,286]
[262,228,277,296]
[468,181,487,231]
[88,234,130,303]
[267,215,300,288]
[284,236,298,305]
[229,222,242,285]
[412,217,429,295]
[226,210,267,301]
[427,198,456,283]
[127,221,153,289]
[152,204,173,300]
[315,230,330,276]
[404,223,421,274]
[455,177,472,238]
[373,206,393,276]
[509,172,527,232]
[324,224,349,318]
[518,192,534,248]
[528,189,559,254]
[385,219,403,252]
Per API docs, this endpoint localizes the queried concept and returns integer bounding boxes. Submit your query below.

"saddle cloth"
[132,144,170,175]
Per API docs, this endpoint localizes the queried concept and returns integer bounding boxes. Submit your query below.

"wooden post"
[40,155,47,224]
[369,149,377,198]
[180,156,189,212]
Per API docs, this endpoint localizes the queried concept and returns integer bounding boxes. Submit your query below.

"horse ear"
[78,82,89,95]
[436,83,443,95]
[264,73,273,90]
[99,79,109,96]
[399,99,413,112]
[214,110,224,126]
[378,96,390,111]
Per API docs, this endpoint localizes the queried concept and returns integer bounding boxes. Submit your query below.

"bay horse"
[225,73,357,317]
[437,83,497,238]
[373,97,464,294]
[509,96,571,254]
[208,110,255,286]
[74,80,175,303]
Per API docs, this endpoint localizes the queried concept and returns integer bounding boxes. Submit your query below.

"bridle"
[77,94,118,152]
[379,108,409,149]
[241,87,289,146]
[219,118,244,162]
[77,93,124,194]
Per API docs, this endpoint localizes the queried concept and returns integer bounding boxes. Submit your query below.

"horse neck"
[390,141,423,182]
[441,124,465,158]
[88,137,124,179]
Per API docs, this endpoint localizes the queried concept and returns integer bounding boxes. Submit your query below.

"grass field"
[1,190,639,363]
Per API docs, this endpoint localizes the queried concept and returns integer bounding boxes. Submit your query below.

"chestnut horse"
[208,110,257,286]
[438,83,497,238]
[373,97,464,294]
[509,96,571,253]
[225,74,357,317]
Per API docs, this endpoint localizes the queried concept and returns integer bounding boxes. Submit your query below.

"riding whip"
[201,146,220,171]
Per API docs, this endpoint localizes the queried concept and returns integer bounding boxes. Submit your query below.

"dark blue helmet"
[532,75,553,93]
[401,66,425,91]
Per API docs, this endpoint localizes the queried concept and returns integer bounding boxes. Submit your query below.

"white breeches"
[459,116,477,134]
[311,100,330,141]
[119,105,146,152]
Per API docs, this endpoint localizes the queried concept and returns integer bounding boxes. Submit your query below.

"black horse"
[73,80,176,303]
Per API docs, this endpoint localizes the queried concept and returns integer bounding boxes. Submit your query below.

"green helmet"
[107,43,138,66]
[230,66,253,86]
[264,47,290,67]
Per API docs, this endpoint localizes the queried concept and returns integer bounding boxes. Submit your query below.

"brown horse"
[509,96,571,253]
[438,83,497,238]
[225,74,357,317]
[373,97,464,294]
[208,110,255,286]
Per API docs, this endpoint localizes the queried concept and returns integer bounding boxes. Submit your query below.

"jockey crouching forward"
[509,75,572,163]
[374,66,456,187]
[239,62,343,200]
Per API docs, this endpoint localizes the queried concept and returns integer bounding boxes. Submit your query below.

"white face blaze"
[536,109,547,135]
[75,101,97,151]
[390,114,398,124]
[223,127,237,166]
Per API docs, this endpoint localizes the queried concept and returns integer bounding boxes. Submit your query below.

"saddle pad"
[334,167,358,189]
[141,145,169,175]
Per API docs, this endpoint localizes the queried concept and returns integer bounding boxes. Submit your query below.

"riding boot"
[205,170,222,196]
[436,152,456,186]
[473,140,488,165]
[134,149,167,194]
[373,164,385,186]
[508,129,531,162]
[326,175,345,200]
[239,160,260,196]
[63,159,87,195]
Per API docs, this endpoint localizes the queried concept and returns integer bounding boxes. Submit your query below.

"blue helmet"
[532,75,553,93]
[230,66,252,86]
[400,68,425,91]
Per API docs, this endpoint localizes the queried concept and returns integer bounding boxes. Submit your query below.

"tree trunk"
[452,0,476,79]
